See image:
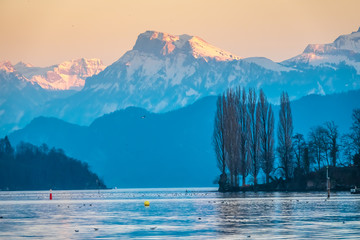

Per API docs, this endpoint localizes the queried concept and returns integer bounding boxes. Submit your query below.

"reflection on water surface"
[0,189,359,239]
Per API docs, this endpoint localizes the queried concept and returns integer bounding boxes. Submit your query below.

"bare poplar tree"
[340,134,355,166]
[350,109,360,154]
[293,133,306,174]
[319,126,330,166]
[248,88,260,185]
[213,94,227,191]
[309,126,328,170]
[325,121,339,167]
[223,89,240,188]
[277,92,294,181]
[258,89,275,184]
[237,88,250,186]
[303,146,311,175]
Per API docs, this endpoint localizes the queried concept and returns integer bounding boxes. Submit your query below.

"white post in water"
[327,165,330,199]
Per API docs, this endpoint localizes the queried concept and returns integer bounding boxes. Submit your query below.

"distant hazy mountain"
[283,27,360,77]
[43,29,360,125]
[14,58,105,90]
[9,90,360,188]
[0,59,105,135]
[2,28,360,134]
[0,61,48,135]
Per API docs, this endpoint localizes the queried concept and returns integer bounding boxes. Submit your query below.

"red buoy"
[50,189,52,200]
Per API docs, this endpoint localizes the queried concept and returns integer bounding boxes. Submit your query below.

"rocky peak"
[132,30,241,61]
[0,60,15,72]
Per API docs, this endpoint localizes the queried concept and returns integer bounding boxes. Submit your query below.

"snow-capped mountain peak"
[13,58,106,91]
[133,30,241,61]
[15,61,34,68]
[283,27,360,73]
[188,36,241,61]
[333,28,360,53]
[2,29,360,134]
[0,60,15,72]
[55,58,105,79]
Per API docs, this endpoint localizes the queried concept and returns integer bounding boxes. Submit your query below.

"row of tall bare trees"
[213,88,276,191]
[214,87,360,192]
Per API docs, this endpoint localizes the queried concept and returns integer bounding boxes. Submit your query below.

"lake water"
[0,188,359,239]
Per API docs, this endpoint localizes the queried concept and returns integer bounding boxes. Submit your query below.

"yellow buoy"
[144,201,150,207]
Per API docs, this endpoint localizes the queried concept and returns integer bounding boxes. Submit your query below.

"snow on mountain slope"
[0,61,49,135]
[45,30,352,126]
[132,31,241,61]
[333,27,360,52]
[14,58,106,90]
[283,27,360,75]
[242,57,295,72]
[3,29,360,132]
[0,60,16,73]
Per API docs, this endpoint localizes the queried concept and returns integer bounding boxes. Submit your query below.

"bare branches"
[258,90,275,184]
[277,92,294,181]
[213,95,225,173]
[238,87,250,186]
[325,121,339,167]
[308,126,328,170]
[350,109,360,154]
[213,93,360,192]
[248,88,260,185]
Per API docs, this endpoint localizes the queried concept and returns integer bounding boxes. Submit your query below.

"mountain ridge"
[132,30,242,61]
[282,27,360,75]
[1,28,360,134]
[13,58,106,90]
[45,29,360,126]
[9,90,360,187]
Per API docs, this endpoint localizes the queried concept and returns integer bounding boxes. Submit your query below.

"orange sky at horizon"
[1,0,359,67]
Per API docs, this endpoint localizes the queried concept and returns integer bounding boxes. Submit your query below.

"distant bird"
[150,227,157,230]
[247,235,251,238]
[141,115,146,119]
[75,230,79,232]
[0,216,3,219]
[343,221,345,224]
[198,218,201,220]
[94,228,99,231]
[90,204,92,206]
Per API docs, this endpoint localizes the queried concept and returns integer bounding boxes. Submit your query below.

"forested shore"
[213,88,360,192]
[0,137,106,191]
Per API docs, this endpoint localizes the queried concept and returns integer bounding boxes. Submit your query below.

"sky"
[1,0,360,67]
